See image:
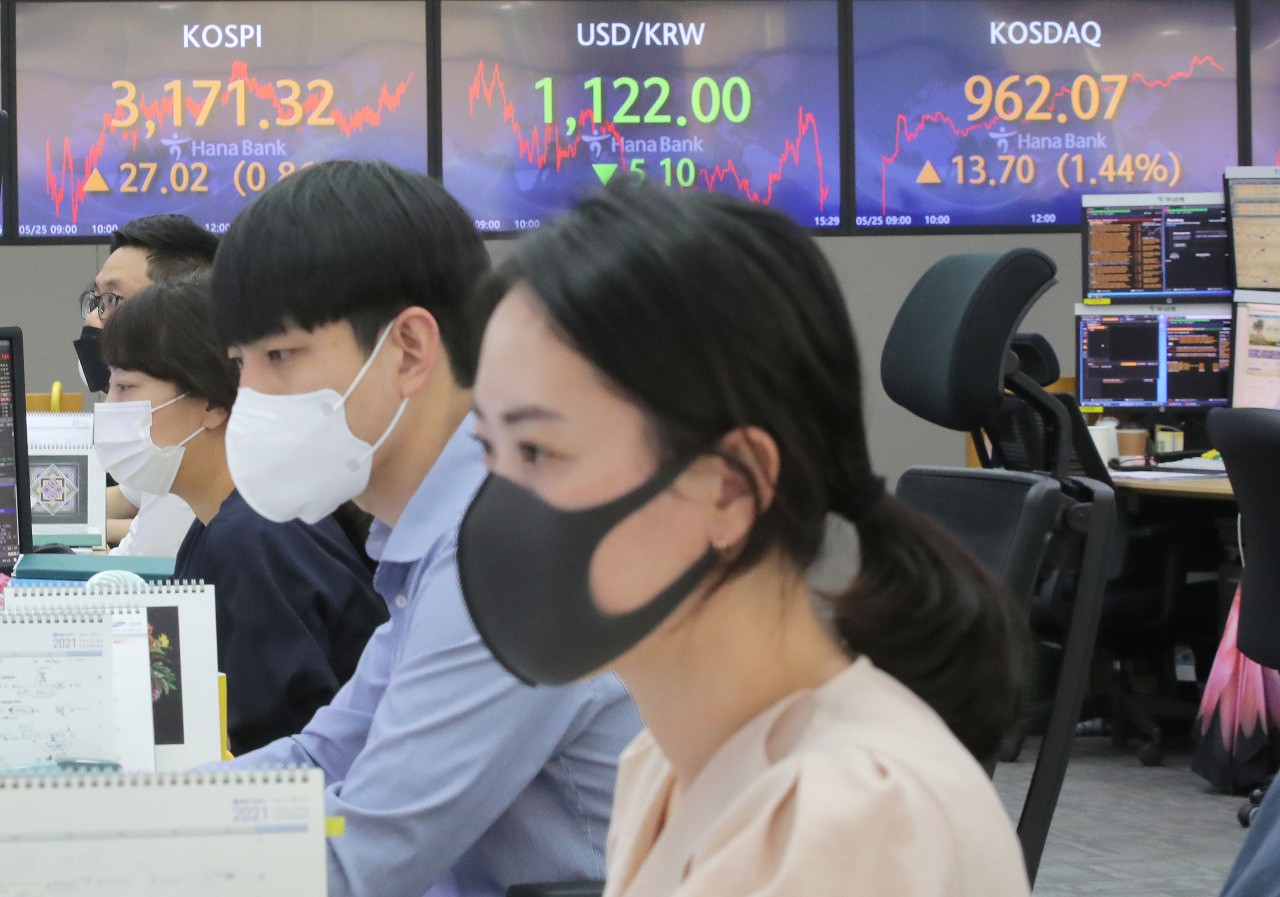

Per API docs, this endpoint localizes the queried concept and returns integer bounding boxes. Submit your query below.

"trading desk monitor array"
[0,328,32,574]
[1082,193,1232,305]
[1232,291,1280,409]
[1076,304,1233,409]
[439,0,842,235]
[13,1,429,240]
[1226,166,1280,290]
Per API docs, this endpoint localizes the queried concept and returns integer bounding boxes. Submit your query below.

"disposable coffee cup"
[1116,428,1148,460]
[1088,424,1120,463]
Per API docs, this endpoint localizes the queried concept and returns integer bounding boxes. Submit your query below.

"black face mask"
[457,460,717,686]
[72,326,111,393]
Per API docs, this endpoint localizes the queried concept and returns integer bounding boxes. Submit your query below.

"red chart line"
[44,62,415,224]
[468,61,830,211]
[468,61,629,173]
[878,55,1226,216]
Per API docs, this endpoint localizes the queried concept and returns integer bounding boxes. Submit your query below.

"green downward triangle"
[593,163,618,185]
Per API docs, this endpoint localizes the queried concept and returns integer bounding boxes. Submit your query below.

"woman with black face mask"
[458,184,1033,896]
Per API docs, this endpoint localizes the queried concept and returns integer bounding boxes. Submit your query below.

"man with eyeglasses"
[74,214,219,555]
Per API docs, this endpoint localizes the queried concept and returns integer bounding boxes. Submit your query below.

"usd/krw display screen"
[853,0,1238,229]
[440,0,842,234]
[15,1,428,239]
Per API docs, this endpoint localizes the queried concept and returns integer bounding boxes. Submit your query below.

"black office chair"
[882,248,1116,886]
[991,334,1192,768]
[894,469,1062,609]
[1207,407,1280,826]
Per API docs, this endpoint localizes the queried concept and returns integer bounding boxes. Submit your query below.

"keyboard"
[1157,457,1226,473]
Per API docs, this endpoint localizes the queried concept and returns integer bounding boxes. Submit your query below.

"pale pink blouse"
[603,656,1030,897]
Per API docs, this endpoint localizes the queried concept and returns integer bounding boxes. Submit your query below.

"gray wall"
[2,243,107,399]
[0,230,1082,481]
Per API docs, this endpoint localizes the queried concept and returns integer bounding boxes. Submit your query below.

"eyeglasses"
[79,289,125,321]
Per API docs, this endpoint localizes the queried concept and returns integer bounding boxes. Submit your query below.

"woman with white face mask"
[97,272,387,755]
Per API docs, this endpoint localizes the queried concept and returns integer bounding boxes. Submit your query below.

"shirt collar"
[367,413,485,564]
[637,659,867,891]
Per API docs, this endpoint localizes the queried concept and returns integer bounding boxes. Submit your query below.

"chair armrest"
[506,882,606,897]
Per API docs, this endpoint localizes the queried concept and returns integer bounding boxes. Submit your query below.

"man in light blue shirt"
[206,160,642,897]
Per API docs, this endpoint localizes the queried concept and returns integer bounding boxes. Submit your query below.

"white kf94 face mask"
[225,324,409,525]
[94,394,204,496]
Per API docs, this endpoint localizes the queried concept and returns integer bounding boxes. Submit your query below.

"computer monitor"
[1082,193,1233,305]
[1232,290,1280,409]
[440,0,841,235]
[1076,304,1233,409]
[14,1,429,240]
[1226,166,1280,290]
[0,327,33,574]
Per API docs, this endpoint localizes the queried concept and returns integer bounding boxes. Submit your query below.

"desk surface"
[1112,475,1235,500]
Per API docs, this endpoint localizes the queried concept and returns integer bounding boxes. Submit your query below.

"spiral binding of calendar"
[0,765,315,789]
[3,581,209,600]
[0,608,111,623]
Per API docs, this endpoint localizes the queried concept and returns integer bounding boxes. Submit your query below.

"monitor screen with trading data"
[440,0,842,235]
[1232,290,1280,409]
[0,330,32,573]
[1076,304,1233,409]
[1226,166,1280,290]
[1082,193,1232,305]
[14,1,429,241]
[851,0,1238,231]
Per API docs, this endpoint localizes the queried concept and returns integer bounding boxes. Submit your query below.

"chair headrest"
[1208,407,1280,462]
[881,249,1057,431]
[1011,333,1061,387]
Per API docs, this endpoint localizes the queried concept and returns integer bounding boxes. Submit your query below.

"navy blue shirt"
[175,490,386,755]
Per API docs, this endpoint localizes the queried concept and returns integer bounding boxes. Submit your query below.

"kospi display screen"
[14,1,429,240]
[852,0,1238,230]
[440,0,842,234]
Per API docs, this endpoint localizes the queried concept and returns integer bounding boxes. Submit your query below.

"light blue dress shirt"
[220,418,643,897]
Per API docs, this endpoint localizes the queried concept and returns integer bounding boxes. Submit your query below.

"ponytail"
[832,494,1031,763]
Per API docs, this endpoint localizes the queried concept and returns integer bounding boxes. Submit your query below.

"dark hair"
[110,215,220,283]
[99,271,239,411]
[481,184,1031,763]
[210,160,491,386]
